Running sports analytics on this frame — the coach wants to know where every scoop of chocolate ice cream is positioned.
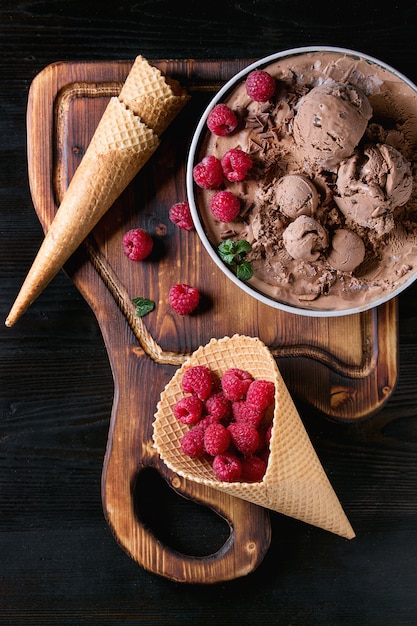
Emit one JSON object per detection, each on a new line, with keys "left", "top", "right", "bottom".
{"left": 293, "top": 82, "right": 373, "bottom": 170}
{"left": 327, "top": 229, "right": 365, "bottom": 272}
{"left": 275, "top": 174, "right": 320, "bottom": 218}
{"left": 282, "top": 215, "right": 328, "bottom": 261}
{"left": 334, "top": 143, "right": 413, "bottom": 234}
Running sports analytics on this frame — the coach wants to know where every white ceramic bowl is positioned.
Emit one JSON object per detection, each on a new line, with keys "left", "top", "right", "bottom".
{"left": 186, "top": 46, "right": 417, "bottom": 317}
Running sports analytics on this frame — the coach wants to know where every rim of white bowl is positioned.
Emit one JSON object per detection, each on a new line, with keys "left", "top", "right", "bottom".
{"left": 186, "top": 46, "right": 417, "bottom": 317}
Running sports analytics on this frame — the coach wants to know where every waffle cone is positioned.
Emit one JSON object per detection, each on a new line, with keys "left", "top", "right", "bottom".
{"left": 118, "top": 55, "right": 190, "bottom": 135}
{"left": 5, "top": 97, "right": 159, "bottom": 327}
{"left": 6, "top": 55, "right": 190, "bottom": 327}
{"left": 153, "top": 335, "right": 355, "bottom": 539}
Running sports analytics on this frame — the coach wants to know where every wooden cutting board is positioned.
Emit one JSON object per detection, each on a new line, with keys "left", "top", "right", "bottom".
{"left": 26, "top": 58, "right": 398, "bottom": 583}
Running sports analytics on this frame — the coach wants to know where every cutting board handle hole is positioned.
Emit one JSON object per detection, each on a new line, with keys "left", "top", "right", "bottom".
{"left": 133, "top": 467, "right": 231, "bottom": 557}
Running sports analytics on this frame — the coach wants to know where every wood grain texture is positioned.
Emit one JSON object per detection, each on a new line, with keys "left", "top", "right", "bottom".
{"left": 2, "top": 0, "right": 417, "bottom": 622}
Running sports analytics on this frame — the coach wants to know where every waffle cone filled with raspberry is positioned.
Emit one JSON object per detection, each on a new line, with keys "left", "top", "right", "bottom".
{"left": 153, "top": 335, "right": 355, "bottom": 539}
{"left": 5, "top": 56, "right": 189, "bottom": 327}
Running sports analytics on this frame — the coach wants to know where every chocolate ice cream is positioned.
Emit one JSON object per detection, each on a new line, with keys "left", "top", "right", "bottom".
{"left": 191, "top": 50, "right": 417, "bottom": 313}
{"left": 327, "top": 229, "right": 365, "bottom": 272}
{"left": 282, "top": 216, "right": 328, "bottom": 262}
{"left": 293, "top": 82, "right": 373, "bottom": 170}
{"left": 335, "top": 143, "right": 413, "bottom": 235}
{"left": 274, "top": 174, "right": 319, "bottom": 218}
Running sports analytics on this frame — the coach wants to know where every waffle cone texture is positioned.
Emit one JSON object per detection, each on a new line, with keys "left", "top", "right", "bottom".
{"left": 6, "top": 56, "right": 189, "bottom": 327}
{"left": 153, "top": 335, "right": 355, "bottom": 539}
{"left": 118, "top": 55, "right": 190, "bottom": 136}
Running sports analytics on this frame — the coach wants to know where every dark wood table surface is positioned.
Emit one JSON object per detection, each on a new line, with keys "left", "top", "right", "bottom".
{"left": 2, "top": 1, "right": 417, "bottom": 624}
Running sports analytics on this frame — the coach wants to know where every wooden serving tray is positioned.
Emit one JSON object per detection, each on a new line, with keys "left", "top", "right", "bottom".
{"left": 26, "top": 59, "right": 398, "bottom": 583}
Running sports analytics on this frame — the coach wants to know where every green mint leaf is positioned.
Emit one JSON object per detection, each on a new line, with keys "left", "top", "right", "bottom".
{"left": 132, "top": 297, "right": 155, "bottom": 317}
{"left": 236, "top": 261, "right": 254, "bottom": 281}
{"left": 218, "top": 240, "right": 232, "bottom": 252}
{"left": 218, "top": 239, "right": 252, "bottom": 264}
{"left": 234, "top": 240, "right": 252, "bottom": 263}
{"left": 218, "top": 240, "right": 235, "bottom": 261}
{"left": 218, "top": 239, "right": 253, "bottom": 280}
{"left": 220, "top": 252, "right": 236, "bottom": 265}
{"left": 234, "top": 240, "right": 252, "bottom": 255}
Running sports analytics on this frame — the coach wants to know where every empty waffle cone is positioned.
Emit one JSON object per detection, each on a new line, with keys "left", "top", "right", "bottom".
{"left": 153, "top": 335, "right": 355, "bottom": 539}
{"left": 118, "top": 55, "right": 190, "bottom": 135}
{"left": 5, "top": 97, "right": 159, "bottom": 327}
{"left": 6, "top": 54, "right": 191, "bottom": 328}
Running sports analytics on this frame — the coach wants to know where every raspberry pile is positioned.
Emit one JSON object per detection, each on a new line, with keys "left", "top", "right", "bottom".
{"left": 175, "top": 364, "right": 275, "bottom": 483}
{"left": 192, "top": 89, "right": 259, "bottom": 224}
{"left": 191, "top": 69, "right": 277, "bottom": 226}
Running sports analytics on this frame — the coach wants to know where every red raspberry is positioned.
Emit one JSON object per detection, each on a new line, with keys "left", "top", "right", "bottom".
{"left": 245, "top": 69, "right": 276, "bottom": 102}
{"left": 203, "top": 423, "right": 231, "bottom": 456}
{"left": 209, "top": 190, "right": 241, "bottom": 222}
{"left": 221, "top": 368, "right": 254, "bottom": 401}
{"left": 169, "top": 201, "right": 194, "bottom": 231}
{"left": 240, "top": 455, "right": 267, "bottom": 482}
{"left": 122, "top": 228, "right": 153, "bottom": 261}
{"left": 173, "top": 395, "right": 203, "bottom": 425}
{"left": 228, "top": 422, "right": 260, "bottom": 456}
{"left": 207, "top": 103, "right": 238, "bottom": 136}
{"left": 180, "top": 427, "right": 205, "bottom": 458}
{"left": 182, "top": 365, "right": 214, "bottom": 401}
{"left": 221, "top": 148, "right": 253, "bottom": 182}
{"left": 212, "top": 453, "right": 242, "bottom": 482}
{"left": 169, "top": 283, "right": 200, "bottom": 316}
{"left": 193, "top": 155, "right": 223, "bottom": 189}
{"left": 231, "top": 400, "right": 263, "bottom": 427}
{"left": 246, "top": 379, "right": 275, "bottom": 412}
{"left": 194, "top": 414, "right": 221, "bottom": 431}
{"left": 204, "top": 391, "right": 232, "bottom": 421}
